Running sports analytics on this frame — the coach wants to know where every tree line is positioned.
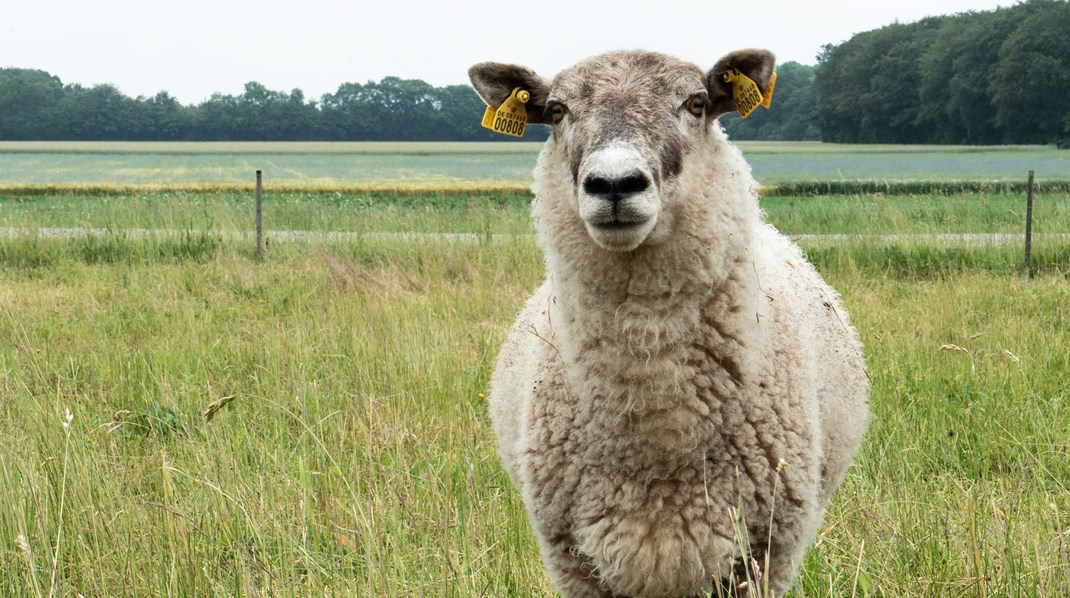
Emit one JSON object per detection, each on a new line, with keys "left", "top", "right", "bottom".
{"left": 2, "top": 0, "right": 1067, "bottom": 145}
{"left": 0, "top": 71, "right": 537, "bottom": 142}
{"left": 816, "top": 0, "right": 1070, "bottom": 145}
{"left": 0, "top": 64, "right": 819, "bottom": 143}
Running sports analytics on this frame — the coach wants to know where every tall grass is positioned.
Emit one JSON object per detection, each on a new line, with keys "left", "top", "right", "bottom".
{"left": 1, "top": 194, "right": 1069, "bottom": 595}
{"left": 0, "top": 237, "right": 549, "bottom": 596}
{"left": 763, "top": 180, "right": 1070, "bottom": 197}
{"left": 0, "top": 228, "right": 223, "bottom": 269}
{"left": 0, "top": 192, "right": 534, "bottom": 236}
{"left": 0, "top": 235, "right": 1067, "bottom": 596}
{"left": 762, "top": 192, "right": 1070, "bottom": 235}
{"left": 803, "top": 239, "right": 1070, "bottom": 278}
{"left": 809, "top": 268, "right": 1070, "bottom": 597}
{"left": 3, "top": 190, "right": 1070, "bottom": 239}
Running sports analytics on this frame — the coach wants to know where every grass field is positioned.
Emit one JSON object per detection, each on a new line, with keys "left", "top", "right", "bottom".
{"left": 3, "top": 190, "right": 1069, "bottom": 240}
{"left": 1, "top": 142, "right": 1070, "bottom": 596}
{"left": 0, "top": 141, "right": 1067, "bottom": 190}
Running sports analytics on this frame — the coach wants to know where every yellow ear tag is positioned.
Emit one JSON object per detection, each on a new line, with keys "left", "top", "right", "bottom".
{"left": 761, "top": 71, "right": 777, "bottom": 109}
{"left": 723, "top": 69, "right": 764, "bottom": 119}
{"left": 480, "top": 87, "right": 529, "bottom": 138}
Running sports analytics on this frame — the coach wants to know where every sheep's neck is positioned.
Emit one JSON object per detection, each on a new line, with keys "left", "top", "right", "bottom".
{"left": 559, "top": 253, "right": 707, "bottom": 348}
{"left": 552, "top": 241, "right": 750, "bottom": 397}
{"left": 547, "top": 247, "right": 755, "bottom": 471}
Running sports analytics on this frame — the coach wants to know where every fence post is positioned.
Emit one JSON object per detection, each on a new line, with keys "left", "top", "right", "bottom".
{"left": 254, "top": 169, "right": 263, "bottom": 262}
{"left": 1024, "top": 170, "right": 1034, "bottom": 278}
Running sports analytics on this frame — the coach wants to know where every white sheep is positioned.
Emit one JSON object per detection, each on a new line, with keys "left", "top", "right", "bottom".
{"left": 470, "top": 49, "right": 869, "bottom": 598}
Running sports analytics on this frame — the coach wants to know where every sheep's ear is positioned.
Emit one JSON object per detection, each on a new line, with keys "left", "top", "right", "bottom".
{"left": 706, "top": 49, "right": 776, "bottom": 117}
{"left": 468, "top": 62, "right": 552, "bottom": 125}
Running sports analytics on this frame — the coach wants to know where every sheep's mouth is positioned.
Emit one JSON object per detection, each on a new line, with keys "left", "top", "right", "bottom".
{"left": 583, "top": 213, "right": 659, "bottom": 251}
{"left": 591, "top": 219, "right": 647, "bottom": 231}
{"left": 586, "top": 204, "right": 652, "bottom": 231}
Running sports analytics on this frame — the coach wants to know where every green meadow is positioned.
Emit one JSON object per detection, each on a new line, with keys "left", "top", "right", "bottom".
{"left": 1, "top": 142, "right": 1069, "bottom": 596}
{"left": 1, "top": 141, "right": 1067, "bottom": 190}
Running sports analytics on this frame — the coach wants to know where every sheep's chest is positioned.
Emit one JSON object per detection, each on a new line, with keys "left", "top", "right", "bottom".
{"left": 519, "top": 336, "right": 816, "bottom": 595}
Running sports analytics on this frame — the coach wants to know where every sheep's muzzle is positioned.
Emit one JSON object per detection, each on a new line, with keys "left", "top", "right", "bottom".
{"left": 576, "top": 141, "right": 661, "bottom": 251}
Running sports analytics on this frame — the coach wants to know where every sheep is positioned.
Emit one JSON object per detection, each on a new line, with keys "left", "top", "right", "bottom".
{"left": 469, "top": 49, "right": 869, "bottom": 598}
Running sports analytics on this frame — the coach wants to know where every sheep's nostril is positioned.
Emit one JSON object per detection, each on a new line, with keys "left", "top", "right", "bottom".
{"left": 583, "top": 172, "right": 650, "bottom": 201}
{"left": 583, "top": 176, "right": 613, "bottom": 197}
{"left": 616, "top": 173, "right": 649, "bottom": 194}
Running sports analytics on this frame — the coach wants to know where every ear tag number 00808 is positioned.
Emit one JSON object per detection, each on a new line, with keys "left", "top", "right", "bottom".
{"left": 723, "top": 69, "right": 776, "bottom": 119}
{"left": 481, "top": 87, "right": 529, "bottom": 137}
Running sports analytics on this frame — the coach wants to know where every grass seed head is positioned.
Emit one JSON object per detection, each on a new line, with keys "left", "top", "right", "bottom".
{"left": 203, "top": 395, "right": 236, "bottom": 423}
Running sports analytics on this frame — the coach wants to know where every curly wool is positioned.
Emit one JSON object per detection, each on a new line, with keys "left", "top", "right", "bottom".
{"left": 490, "top": 120, "right": 868, "bottom": 598}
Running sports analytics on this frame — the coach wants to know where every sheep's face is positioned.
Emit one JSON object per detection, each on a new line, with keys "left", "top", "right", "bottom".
{"left": 470, "top": 49, "right": 776, "bottom": 251}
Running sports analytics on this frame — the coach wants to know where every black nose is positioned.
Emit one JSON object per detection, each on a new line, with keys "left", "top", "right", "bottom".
{"left": 582, "top": 172, "right": 650, "bottom": 202}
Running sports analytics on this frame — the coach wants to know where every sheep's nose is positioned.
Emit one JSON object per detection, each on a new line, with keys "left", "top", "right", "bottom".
{"left": 582, "top": 172, "right": 650, "bottom": 202}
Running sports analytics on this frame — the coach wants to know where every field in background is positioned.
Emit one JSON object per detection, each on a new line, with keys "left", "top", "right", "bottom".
{"left": 4, "top": 190, "right": 1070, "bottom": 240}
{"left": 0, "top": 141, "right": 1067, "bottom": 191}
{"left": 0, "top": 140, "right": 1056, "bottom": 154}
{"left": 1, "top": 142, "right": 1069, "bottom": 596}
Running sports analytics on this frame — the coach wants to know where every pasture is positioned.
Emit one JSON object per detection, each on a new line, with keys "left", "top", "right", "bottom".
{"left": 1, "top": 141, "right": 1068, "bottom": 191}
{"left": 1, "top": 142, "right": 1069, "bottom": 596}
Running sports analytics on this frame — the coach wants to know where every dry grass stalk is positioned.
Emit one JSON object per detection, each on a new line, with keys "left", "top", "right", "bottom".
{"left": 203, "top": 395, "right": 236, "bottom": 423}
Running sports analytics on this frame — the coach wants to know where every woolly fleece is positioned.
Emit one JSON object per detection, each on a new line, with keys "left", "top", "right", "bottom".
{"left": 487, "top": 54, "right": 869, "bottom": 598}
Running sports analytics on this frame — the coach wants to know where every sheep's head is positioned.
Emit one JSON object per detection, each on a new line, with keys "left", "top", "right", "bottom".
{"left": 469, "top": 49, "right": 776, "bottom": 251}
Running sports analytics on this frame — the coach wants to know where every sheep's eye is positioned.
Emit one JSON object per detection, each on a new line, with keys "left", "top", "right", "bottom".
{"left": 546, "top": 102, "right": 567, "bottom": 124}
{"left": 685, "top": 94, "right": 707, "bottom": 117}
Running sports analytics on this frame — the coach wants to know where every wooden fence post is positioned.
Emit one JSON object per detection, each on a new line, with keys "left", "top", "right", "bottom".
{"left": 1024, "top": 170, "right": 1034, "bottom": 278}
{"left": 254, "top": 169, "right": 263, "bottom": 262}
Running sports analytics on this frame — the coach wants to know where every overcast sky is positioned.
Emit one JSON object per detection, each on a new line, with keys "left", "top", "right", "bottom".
{"left": 1, "top": 0, "right": 1014, "bottom": 105}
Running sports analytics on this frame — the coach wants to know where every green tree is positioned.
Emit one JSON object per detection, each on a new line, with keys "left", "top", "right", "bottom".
{"left": 134, "top": 91, "right": 186, "bottom": 140}
{"left": 276, "top": 88, "right": 322, "bottom": 140}
{"left": 990, "top": 0, "right": 1070, "bottom": 144}
{"left": 914, "top": 8, "right": 1027, "bottom": 143}
{"left": 191, "top": 92, "right": 244, "bottom": 140}
{"left": 818, "top": 0, "right": 1070, "bottom": 145}
{"left": 0, "top": 69, "right": 65, "bottom": 139}
{"left": 320, "top": 82, "right": 387, "bottom": 140}
{"left": 816, "top": 37, "right": 877, "bottom": 142}
{"left": 817, "top": 18, "right": 946, "bottom": 143}
{"left": 56, "top": 84, "right": 139, "bottom": 140}
{"left": 236, "top": 82, "right": 290, "bottom": 140}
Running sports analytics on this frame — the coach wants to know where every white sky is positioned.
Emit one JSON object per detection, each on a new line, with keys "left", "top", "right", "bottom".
{"left": 1, "top": 0, "right": 1014, "bottom": 105}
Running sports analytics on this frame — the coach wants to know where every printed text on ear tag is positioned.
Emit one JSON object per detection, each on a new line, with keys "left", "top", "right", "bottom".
{"left": 723, "top": 69, "right": 763, "bottom": 119}
{"left": 480, "top": 87, "right": 529, "bottom": 137}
